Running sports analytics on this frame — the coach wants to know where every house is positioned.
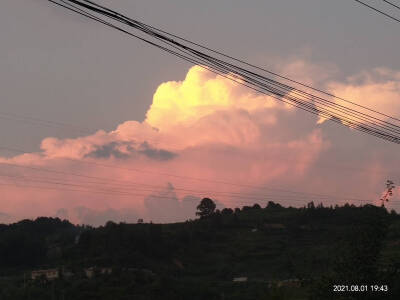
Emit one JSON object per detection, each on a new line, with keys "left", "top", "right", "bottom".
{"left": 74, "top": 234, "right": 81, "bottom": 244}
{"left": 100, "top": 267, "right": 112, "bottom": 275}
{"left": 31, "top": 269, "right": 59, "bottom": 280}
{"left": 84, "top": 267, "right": 94, "bottom": 278}
{"left": 233, "top": 277, "right": 248, "bottom": 282}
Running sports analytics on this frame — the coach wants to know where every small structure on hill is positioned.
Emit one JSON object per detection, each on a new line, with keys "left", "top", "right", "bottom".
{"left": 85, "top": 267, "right": 94, "bottom": 278}
{"left": 31, "top": 269, "right": 59, "bottom": 280}
{"left": 101, "top": 267, "right": 112, "bottom": 275}
{"left": 74, "top": 234, "right": 81, "bottom": 244}
{"left": 233, "top": 277, "right": 248, "bottom": 282}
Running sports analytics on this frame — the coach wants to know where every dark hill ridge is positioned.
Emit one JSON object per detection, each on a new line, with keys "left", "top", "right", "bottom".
{"left": 0, "top": 202, "right": 399, "bottom": 299}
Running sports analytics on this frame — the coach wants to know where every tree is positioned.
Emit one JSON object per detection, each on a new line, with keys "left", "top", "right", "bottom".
{"left": 221, "top": 208, "right": 233, "bottom": 215}
{"left": 311, "top": 206, "right": 390, "bottom": 300}
{"left": 196, "top": 198, "right": 216, "bottom": 218}
{"left": 380, "top": 179, "right": 395, "bottom": 207}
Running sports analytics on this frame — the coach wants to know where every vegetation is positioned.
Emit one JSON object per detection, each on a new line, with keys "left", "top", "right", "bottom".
{"left": 196, "top": 197, "right": 217, "bottom": 218}
{"left": 0, "top": 200, "right": 399, "bottom": 299}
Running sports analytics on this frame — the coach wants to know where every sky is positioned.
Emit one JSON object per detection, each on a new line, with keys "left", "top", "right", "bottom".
{"left": 0, "top": 0, "right": 400, "bottom": 225}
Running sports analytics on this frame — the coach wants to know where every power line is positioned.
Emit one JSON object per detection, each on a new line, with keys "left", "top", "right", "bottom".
{"left": 0, "top": 160, "right": 374, "bottom": 203}
{"left": 1, "top": 143, "right": 397, "bottom": 188}
{"left": 0, "top": 0, "right": 393, "bottom": 210}
{"left": 1, "top": 175, "right": 398, "bottom": 208}
{"left": 89, "top": 0, "right": 400, "bottom": 125}
{"left": 48, "top": 0, "right": 400, "bottom": 145}
{"left": 0, "top": 145, "right": 381, "bottom": 203}
{"left": 384, "top": 0, "right": 400, "bottom": 11}
{"left": 0, "top": 104, "right": 399, "bottom": 180}
{"left": 0, "top": 180, "right": 384, "bottom": 208}
{"left": 64, "top": 7, "right": 398, "bottom": 146}
{"left": 62, "top": 0, "right": 400, "bottom": 136}
{"left": 1, "top": 104, "right": 399, "bottom": 179}
{"left": 0, "top": 172, "right": 376, "bottom": 205}
{"left": 0, "top": 111, "right": 194, "bottom": 150}
{"left": 353, "top": 0, "right": 400, "bottom": 24}
{"left": 0, "top": 111, "right": 92, "bottom": 135}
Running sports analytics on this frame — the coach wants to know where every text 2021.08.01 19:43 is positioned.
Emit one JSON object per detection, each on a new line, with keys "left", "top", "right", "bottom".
{"left": 333, "top": 285, "right": 388, "bottom": 292}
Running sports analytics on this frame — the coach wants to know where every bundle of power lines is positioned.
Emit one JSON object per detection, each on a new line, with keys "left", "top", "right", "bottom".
{"left": 354, "top": 0, "right": 400, "bottom": 24}
{"left": 49, "top": 0, "right": 400, "bottom": 145}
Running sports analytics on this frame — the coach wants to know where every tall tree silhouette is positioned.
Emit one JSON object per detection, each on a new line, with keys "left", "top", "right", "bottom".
{"left": 196, "top": 198, "right": 216, "bottom": 219}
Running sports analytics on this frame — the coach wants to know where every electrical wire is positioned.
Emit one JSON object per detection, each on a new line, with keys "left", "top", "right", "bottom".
{"left": 384, "top": 0, "right": 400, "bottom": 11}
{"left": 1, "top": 0, "right": 394, "bottom": 211}
{"left": 0, "top": 171, "right": 376, "bottom": 205}
{"left": 0, "top": 159, "right": 375, "bottom": 204}
{"left": 48, "top": 0, "right": 400, "bottom": 145}
{"left": 353, "top": 0, "right": 400, "bottom": 23}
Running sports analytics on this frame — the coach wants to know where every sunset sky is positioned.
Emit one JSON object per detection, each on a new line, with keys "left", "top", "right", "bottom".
{"left": 1, "top": 0, "right": 400, "bottom": 225}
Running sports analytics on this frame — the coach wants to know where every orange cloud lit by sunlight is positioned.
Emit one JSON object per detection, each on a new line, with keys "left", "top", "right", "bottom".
{"left": 319, "top": 68, "right": 400, "bottom": 125}
{"left": 3, "top": 64, "right": 399, "bottom": 225}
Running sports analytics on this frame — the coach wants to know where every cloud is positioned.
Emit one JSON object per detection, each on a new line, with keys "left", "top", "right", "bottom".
{"left": 322, "top": 68, "right": 400, "bottom": 125}
{"left": 73, "top": 206, "right": 139, "bottom": 227}
{"left": 144, "top": 183, "right": 196, "bottom": 223}
{"left": 86, "top": 141, "right": 133, "bottom": 160}
{"left": 137, "top": 142, "right": 178, "bottom": 161}
{"left": 275, "top": 57, "right": 339, "bottom": 86}
{"left": 0, "top": 65, "right": 328, "bottom": 224}
{"left": 85, "top": 141, "right": 177, "bottom": 161}
{"left": 2, "top": 62, "right": 399, "bottom": 224}
{"left": 146, "top": 66, "right": 289, "bottom": 140}
{"left": 0, "top": 212, "right": 13, "bottom": 224}
{"left": 55, "top": 208, "right": 69, "bottom": 220}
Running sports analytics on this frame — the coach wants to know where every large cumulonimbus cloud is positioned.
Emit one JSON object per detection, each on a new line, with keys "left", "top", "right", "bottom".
{"left": 326, "top": 68, "right": 400, "bottom": 124}
{"left": 0, "top": 63, "right": 399, "bottom": 225}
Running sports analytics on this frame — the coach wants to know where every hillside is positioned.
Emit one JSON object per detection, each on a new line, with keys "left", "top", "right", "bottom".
{"left": 0, "top": 202, "right": 399, "bottom": 299}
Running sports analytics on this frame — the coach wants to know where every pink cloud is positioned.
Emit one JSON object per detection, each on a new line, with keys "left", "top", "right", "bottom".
{"left": 3, "top": 63, "right": 398, "bottom": 224}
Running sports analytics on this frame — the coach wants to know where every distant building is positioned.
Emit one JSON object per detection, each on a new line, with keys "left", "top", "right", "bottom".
{"left": 85, "top": 267, "right": 112, "bottom": 278}
{"left": 233, "top": 277, "right": 248, "bottom": 282}
{"left": 84, "top": 267, "right": 94, "bottom": 278}
{"left": 74, "top": 234, "right": 81, "bottom": 244}
{"left": 31, "top": 269, "right": 59, "bottom": 280}
{"left": 100, "top": 267, "right": 112, "bottom": 275}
